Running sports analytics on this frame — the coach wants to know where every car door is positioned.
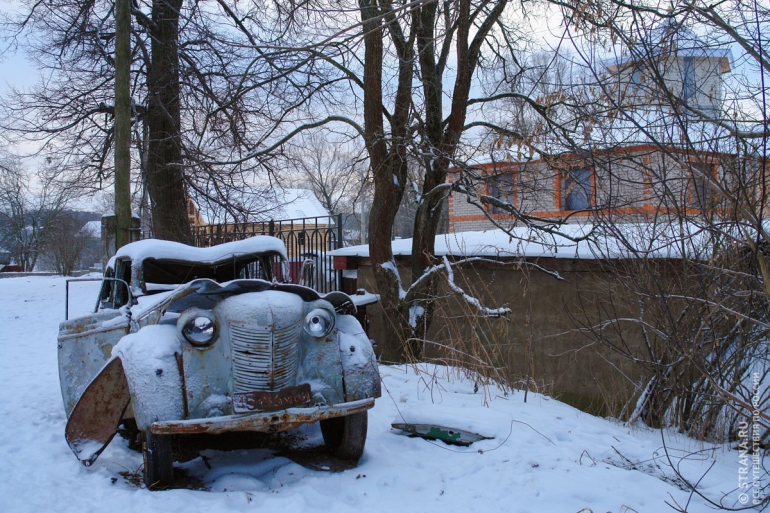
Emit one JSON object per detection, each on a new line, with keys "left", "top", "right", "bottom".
{"left": 57, "top": 260, "right": 132, "bottom": 417}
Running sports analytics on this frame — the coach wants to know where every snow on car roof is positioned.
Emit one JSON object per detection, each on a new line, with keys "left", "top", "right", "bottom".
{"left": 112, "top": 236, "right": 289, "bottom": 265}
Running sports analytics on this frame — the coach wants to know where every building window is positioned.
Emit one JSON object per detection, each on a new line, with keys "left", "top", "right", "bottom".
{"left": 689, "top": 162, "right": 713, "bottom": 212}
{"left": 682, "top": 56, "right": 695, "bottom": 105}
{"left": 488, "top": 174, "right": 515, "bottom": 214}
{"left": 562, "top": 168, "right": 592, "bottom": 211}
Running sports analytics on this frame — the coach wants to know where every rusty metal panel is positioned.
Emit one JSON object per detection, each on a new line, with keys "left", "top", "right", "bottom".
{"left": 181, "top": 325, "right": 233, "bottom": 419}
{"left": 113, "top": 325, "right": 185, "bottom": 431}
{"left": 65, "top": 358, "right": 131, "bottom": 465}
{"left": 230, "top": 322, "right": 302, "bottom": 392}
{"left": 336, "top": 315, "right": 381, "bottom": 402}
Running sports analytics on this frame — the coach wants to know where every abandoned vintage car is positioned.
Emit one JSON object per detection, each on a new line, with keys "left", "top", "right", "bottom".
{"left": 58, "top": 236, "right": 380, "bottom": 488}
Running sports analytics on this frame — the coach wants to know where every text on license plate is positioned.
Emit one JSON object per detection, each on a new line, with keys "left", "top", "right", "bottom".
{"left": 232, "top": 383, "right": 312, "bottom": 413}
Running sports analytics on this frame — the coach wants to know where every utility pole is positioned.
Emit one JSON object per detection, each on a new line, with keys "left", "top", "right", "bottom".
{"left": 114, "top": 0, "right": 132, "bottom": 249}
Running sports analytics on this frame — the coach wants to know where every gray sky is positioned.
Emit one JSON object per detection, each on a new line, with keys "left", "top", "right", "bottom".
{"left": 0, "top": 2, "right": 37, "bottom": 96}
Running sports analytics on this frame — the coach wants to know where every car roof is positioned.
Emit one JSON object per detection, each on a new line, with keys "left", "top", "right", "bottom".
{"left": 107, "top": 236, "right": 289, "bottom": 269}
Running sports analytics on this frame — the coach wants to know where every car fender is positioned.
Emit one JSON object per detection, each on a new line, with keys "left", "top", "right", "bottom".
{"left": 112, "top": 324, "right": 185, "bottom": 431}
{"left": 337, "top": 315, "right": 381, "bottom": 401}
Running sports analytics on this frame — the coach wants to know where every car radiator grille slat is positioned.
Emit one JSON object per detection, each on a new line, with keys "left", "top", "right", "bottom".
{"left": 230, "top": 323, "right": 300, "bottom": 393}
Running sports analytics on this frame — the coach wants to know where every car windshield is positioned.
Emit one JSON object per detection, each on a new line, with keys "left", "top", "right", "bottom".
{"left": 142, "top": 252, "right": 284, "bottom": 291}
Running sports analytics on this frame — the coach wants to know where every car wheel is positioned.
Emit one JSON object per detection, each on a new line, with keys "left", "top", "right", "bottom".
{"left": 118, "top": 418, "right": 142, "bottom": 452}
{"left": 142, "top": 431, "right": 174, "bottom": 489}
{"left": 320, "top": 411, "right": 368, "bottom": 460}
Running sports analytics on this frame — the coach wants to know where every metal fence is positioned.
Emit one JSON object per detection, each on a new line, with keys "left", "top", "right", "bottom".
{"left": 189, "top": 214, "right": 344, "bottom": 293}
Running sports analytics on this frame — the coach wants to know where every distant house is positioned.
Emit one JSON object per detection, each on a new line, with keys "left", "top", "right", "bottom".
{"left": 606, "top": 22, "right": 731, "bottom": 117}
{"left": 447, "top": 143, "right": 749, "bottom": 232}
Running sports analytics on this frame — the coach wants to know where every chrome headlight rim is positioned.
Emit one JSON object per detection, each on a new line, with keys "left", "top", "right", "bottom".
{"left": 178, "top": 308, "right": 218, "bottom": 348}
{"left": 303, "top": 308, "right": 335, "bottom": 339}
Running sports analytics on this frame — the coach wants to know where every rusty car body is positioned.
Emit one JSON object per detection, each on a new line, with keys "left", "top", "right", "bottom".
{"left": 58, "top": 236, "right": 380, "bottom": 488}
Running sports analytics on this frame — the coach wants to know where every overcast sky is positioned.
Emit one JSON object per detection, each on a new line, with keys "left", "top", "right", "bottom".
{"left": 0, "top": 1, "right": 37, "bottom": 96}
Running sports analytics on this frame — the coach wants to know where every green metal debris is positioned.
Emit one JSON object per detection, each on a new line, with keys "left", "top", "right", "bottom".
{"left": 391, "top": 422, "right": 492, "bottom": 446}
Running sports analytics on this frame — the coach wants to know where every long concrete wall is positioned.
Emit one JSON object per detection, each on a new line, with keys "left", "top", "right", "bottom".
{"left": 357, "top": 257, "right": 676, "bottom": 416}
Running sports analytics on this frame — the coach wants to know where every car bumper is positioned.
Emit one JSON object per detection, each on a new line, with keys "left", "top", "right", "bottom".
{"left": 149, "top": 398, "right": 375, "bottom": 435}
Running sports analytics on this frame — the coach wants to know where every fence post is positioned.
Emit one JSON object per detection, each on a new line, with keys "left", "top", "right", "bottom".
{"left": 337, "top": 213, "right": 343, "bottom": 250}
{"left": 101, "top": 214, "right": 117, "bottom": 269}
{"left": 269, "top": 219, "right": 275, "bottom": 237}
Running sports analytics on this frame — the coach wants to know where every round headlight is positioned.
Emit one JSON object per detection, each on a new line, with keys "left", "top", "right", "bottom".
{"left": 182, "top": 316, "right": 217, "bottom": 346}
{"left": 304, "top": 309, "right": 334, "bottom": 338}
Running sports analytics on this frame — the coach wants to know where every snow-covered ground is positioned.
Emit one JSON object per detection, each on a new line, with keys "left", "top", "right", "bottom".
{"left": 0, "top": 275, "right": 764, "bottom": 512}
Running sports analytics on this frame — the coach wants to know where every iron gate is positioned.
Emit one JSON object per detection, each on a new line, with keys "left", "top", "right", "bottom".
{"left": 189, "top": 214, "right": 343, "bottom": 293}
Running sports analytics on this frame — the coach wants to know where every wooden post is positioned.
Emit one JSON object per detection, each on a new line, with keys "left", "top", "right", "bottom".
{"left": 101, "top": 215, "right": 117, "bottom": 269}
{"left": 114, "top": 0, "right": 132, "bottom": 249}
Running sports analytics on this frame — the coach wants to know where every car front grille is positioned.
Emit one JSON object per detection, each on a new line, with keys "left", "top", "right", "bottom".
{"left": 230, "top": 322, "right": 300, "bottom": 393}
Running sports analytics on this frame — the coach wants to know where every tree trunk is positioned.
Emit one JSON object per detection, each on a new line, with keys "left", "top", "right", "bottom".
{"left": 114, "top": 0, "right": 132, "bottom": 249}
{"left": 146, "top": 0, "right": 191, "bottom": 243}
{"left": 360, "top": 0, "right": 415, "bottom": 361}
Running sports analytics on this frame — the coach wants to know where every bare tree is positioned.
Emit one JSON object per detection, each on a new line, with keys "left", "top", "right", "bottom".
{"left": 0, "top": 160, "right": 73, "bottom": 271}
{"left": 283, "top": 131, "right": 368, "bottom": 214}
{"left": 1, "top": 0, "right": 319, "bottom": 240}
{"left": 209, "top": 0, "right": 543, "bottom": 360}
{"left": 41, "top": 213, "right": 94, "bottom": 276}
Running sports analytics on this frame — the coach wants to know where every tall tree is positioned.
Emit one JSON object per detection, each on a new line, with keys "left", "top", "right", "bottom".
{"left": 145, "top": 0, "right": 190, "bottom": 242}
{"left": 219, "top": 0, "right": 531, "bottom": 359}
{"left": 114, "top": 0, "right": 132, "bottom": 248}
{"left": 1, "top": 0, "right": 309, "bottom": 240}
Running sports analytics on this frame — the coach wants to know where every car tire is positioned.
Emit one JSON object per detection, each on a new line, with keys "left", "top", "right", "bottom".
{"left": 118, "top": 418, "right": 142, "bottom": 452}
{"left": 320, "top": 411, "right": 368, "bottom": 461}
{"left": 142, "top": 431, "right": 174, "bottom": 489}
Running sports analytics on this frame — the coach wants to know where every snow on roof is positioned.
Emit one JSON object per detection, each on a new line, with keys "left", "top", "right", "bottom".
{"left": 81, "top": 220, "right": 102, "bottom": 237}
{"left": 198, "top": 188, "right": 332, "bottom": 224}
{"left": 262, "top": 189, "right": 331, "bottom": 221}
{"left": 331, "top": 223, "right": 715, "bottom": 261}
{"left": 113, "top": 236, "right": 289, "bottom": 264}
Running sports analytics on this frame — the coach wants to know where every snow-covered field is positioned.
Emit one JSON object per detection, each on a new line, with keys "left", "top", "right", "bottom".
{"left": 0, "top": 275, "right": 763, "bottom": 512}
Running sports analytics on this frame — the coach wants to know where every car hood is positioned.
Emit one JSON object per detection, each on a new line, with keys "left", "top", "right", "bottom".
{"left": 130, "top": 278, "right": 356, "bottom": 324}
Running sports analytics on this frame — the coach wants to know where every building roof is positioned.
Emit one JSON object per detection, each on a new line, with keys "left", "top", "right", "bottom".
{"left": 81, "top": 220, "right": 102, "bottom": 237}
{"left": 197, "top": 188, "right": 332, "bottom": 225}
{"left": 254, "top": 189, "right": 331, "bottom": 221}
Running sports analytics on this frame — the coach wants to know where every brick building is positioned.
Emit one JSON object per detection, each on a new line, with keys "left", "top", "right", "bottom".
{"left": 447, "top": 143, "right": 742, "bottom": 232}
{"left": 448, "top": 22, "right": 738, "bottom": 233}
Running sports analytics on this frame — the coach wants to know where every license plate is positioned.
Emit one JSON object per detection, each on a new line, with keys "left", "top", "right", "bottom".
{"left": 232, "top": 383, "right": 312, "bottom": 413}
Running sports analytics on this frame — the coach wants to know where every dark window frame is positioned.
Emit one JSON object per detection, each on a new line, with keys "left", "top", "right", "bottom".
{"left": 561, "top": 167, "right": 593, "bottom": 211}
{"left": 487, "top": 173, "right": 516, "bottom": 214}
